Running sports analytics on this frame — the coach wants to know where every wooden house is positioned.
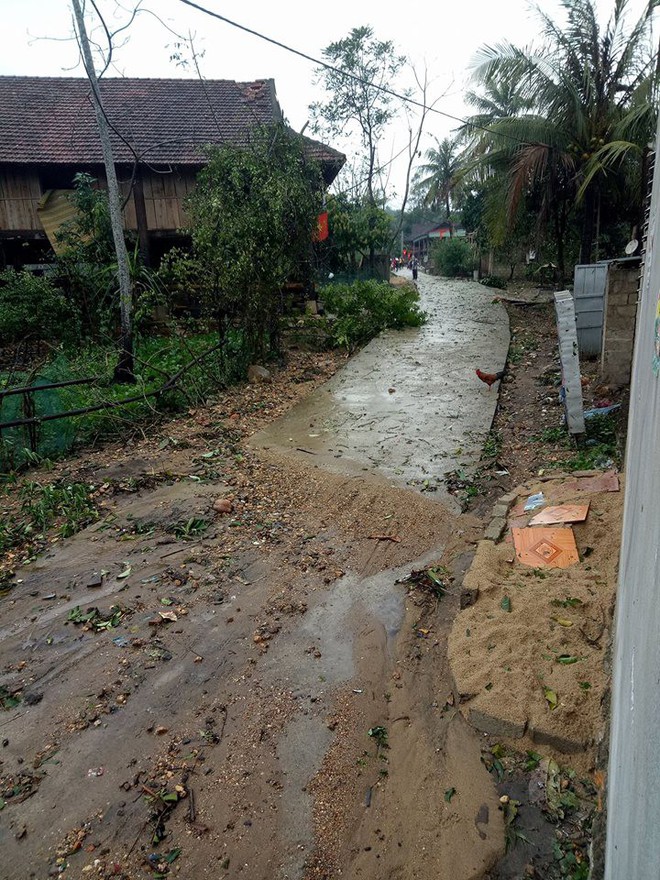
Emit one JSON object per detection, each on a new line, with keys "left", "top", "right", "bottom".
{"left": 0, "top": 76, "right": 345, "bottom": 267}
{"left": 405, "top": 221, "right": 466, "bottom": 265}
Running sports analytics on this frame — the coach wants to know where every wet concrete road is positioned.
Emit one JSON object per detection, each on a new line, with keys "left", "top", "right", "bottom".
{"left": 254, "top": 272, "right": 510, "bottom": 505}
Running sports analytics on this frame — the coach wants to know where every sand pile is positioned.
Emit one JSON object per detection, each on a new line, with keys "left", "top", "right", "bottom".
{"left": 448, "top": 473, "right": 623, "bottom": 765}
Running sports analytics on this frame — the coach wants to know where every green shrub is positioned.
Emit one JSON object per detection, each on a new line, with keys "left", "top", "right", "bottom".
{"left": 0, "top": 270, "right": 79, "bottom": 344}
{"left": 432, "top": 238, "right": 474, "bottom": 277}
{"left": 319, "top": 279, "right": 426, "bottom": 351}
{"left": 479, "top": 275, "right": 507, "bottom": 290}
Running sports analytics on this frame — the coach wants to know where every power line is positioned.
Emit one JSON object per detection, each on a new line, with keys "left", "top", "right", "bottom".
{"left": 176, "top": 0, "right": 544, "bottom": 150}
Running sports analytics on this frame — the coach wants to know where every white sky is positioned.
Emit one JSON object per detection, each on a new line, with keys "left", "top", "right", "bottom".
{"left": 1, "top": 0, "right": 653, "bottom": 204}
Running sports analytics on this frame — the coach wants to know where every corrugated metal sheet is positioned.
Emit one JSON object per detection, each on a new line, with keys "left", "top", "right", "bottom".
{"left": 573, "top": 263, "right": 607, "bottom": 356}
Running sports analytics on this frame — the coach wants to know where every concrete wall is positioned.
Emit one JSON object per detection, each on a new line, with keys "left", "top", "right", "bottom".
{"left": 605, "top": 126, "right": 660, "bottom": 878}
{"left": 600, "top": 261, "right": 640, "bottom": 385}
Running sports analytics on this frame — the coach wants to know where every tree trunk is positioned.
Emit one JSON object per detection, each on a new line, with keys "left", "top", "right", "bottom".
{"left": 579, "top": 186, "right": 597, "bottom": 265}
{"left": 71, "top": 0, "right": 135, "bottom": 383}
{"left": 553, "top": 200, "right": 566, "bottom": 284}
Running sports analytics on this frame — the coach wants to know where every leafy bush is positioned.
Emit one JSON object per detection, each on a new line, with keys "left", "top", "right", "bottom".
{"left": 187, "top": 124, "right": 322, "bottom": 359}
{"left": 320, "top": 279, "right": 426, "bottom": 350}
{"left": 0, "top": 269, "right": 79, "bottom": 344}
{"left": 432, "top": 238, "right": 474, "bottom": 277}
{"left": 479, "top": 275, "right": 507, "bottom": 290}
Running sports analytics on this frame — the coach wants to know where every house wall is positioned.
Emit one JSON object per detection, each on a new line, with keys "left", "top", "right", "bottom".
{"left": 600, "top": 261, "right": 640, "bottom": 386}
{"left": 0, "top": 167, "right": 42, "bottom": 232}
{"left": 0, "top": 165, "right": 199, "bottom": 237}
{"left": 120, "top": 169, "right": 198, "bottom": 231}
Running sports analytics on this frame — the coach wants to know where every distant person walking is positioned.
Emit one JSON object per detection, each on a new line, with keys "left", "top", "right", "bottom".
{"left": 412, "top": 257, "right": 419, "bottom": 282}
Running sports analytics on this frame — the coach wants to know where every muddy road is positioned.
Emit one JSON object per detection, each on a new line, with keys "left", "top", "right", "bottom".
{"left": 1, "top": 276, "right": 509, "bottom": 880}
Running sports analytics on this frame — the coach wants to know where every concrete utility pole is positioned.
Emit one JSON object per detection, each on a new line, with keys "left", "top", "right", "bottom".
{"left": 605, "top": 118, "right": 660, "bottom": 878}
{"left": 71, "top": 0, "right": 135, "bottom": 383}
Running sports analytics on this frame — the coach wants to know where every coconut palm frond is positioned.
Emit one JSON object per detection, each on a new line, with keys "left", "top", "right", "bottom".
{"left": 577, "top": 139, "right": 641, "bottom": 200}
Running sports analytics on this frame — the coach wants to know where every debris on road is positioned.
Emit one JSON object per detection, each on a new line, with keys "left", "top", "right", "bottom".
{"left": 512, "top": 525, "right": 580, "bottom": 569}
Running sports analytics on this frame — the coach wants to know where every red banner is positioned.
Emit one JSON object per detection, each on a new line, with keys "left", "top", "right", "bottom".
{"left": 313, "top": 211, "right": 329, "bottom": 242}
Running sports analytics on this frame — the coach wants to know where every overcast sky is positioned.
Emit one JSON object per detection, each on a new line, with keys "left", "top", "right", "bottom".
{"left": 1, "top": 0, "right": 653, "bottom": 203}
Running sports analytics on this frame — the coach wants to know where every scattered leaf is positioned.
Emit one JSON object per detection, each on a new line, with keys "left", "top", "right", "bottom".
{"left": 501, "top": 596, "right": 512, "bottom": 613}
{"left": 444, "top": 787, "right": 456, "bottom": 803}
{"left": 117, "top": 565, "right": 132, "bottom": 580}
{"left": 557, "top": 654, "right": 579, "bottom": 665}
{"left": 578, "top": 681, "right": 592, "bottom": 690}
{"left": 554, "top": 617, "right": 573, "bottom": 627}
{"left": 159, "top": 611, "right": 178, "bottom": 623}
{"left": 544, "top": 687, "right": 559, "bottom": 710}
{"left": 524, "top": 751, "right": 542, "bottom": 771}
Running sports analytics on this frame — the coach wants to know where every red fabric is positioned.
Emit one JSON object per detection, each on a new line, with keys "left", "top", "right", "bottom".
{"left": 314, "top": 211, "right": 329, "bottom": 241}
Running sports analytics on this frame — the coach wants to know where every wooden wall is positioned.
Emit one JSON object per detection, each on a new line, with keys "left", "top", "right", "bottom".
{"left": 121, "top": 170, "right": 197, "bottom": 231}
{"left": 0, "top": 165, "right": 199, "bottom": 235}
{"left": 0, "top": 167, "right": 42, "bottom": 231}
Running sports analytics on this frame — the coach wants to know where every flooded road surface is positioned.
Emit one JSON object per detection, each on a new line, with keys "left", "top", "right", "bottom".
{"left": 254, "top": 273, "right": 510, "bottom": 504}
{"left": 0, "top": 278, "right": 509, "bottom": 880}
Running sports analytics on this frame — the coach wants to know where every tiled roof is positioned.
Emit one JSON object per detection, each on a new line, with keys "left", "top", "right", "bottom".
{"left": 0, "top": 76, "right": 345, "bottom": 173}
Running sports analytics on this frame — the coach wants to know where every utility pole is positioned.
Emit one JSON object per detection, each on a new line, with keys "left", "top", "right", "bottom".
{"left": 71, "top": 0, "right": 135, "bottom": 383}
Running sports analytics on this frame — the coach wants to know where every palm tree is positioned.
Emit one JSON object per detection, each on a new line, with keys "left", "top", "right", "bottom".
{"left": 413, "top": 137, "right": 465, "bottom": 221}
{"left": 467, "top": 0, "right": 658, "bottom": 269}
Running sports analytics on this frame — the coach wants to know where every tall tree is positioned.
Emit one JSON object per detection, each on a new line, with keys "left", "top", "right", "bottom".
{"left": 467, "top": 0, "right": 659, "bottom": 268}
{"left": 71, "top": 0, "right": 135, "bottom": 382}
{"left": 413, "top": 137, "right": 465, "bottom": 221}
{"left": 311, "top": 26, "right": 405, "bottom": 210}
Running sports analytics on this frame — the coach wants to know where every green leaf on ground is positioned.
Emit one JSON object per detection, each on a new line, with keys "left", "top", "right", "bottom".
{"left": 501, "top": 596, "right": 512, "bottom": 613}
{"left": 444, "top": 787, "right": 456, "bottom": 803}
{"left": 544, "top": 687, "right": 559, "bottom": 710}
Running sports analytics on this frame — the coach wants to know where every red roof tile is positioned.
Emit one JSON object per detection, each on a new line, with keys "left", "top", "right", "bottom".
{"left": 0, "top": 76, "right": 345, "bottom": 175}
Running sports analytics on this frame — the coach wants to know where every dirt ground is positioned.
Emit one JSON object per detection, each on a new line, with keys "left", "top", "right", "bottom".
{"left": 0, "top": 289, "right": 622, "bottom": 880}
{"left": 0, "top": 346, "right": 504, "bottom": 880}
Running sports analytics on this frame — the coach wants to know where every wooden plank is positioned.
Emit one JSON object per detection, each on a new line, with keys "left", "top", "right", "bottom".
{"left": 161, "top": 174, "right": 176, "bottom": 197}
{"left": 3, "top": 199, "right": 40, "bottom": 229}
{"left": 149, "top": 198, "right": 181, "bottom": 230}
{"left": 529, "top": 504, "right": 590, "bottom": 526}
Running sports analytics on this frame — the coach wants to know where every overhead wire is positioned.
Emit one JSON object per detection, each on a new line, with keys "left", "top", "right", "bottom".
{"left": 176, "top": 0, "right": 550, "bottom": 150}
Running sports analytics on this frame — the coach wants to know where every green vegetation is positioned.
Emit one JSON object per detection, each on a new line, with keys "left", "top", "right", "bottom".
{"left": 0, "top": 332, "right": 241, "bottom": 470}
{"left": 460, "top": 0, "right": 658, "bottom": 278}
{"left": 0, "top": 270, "right": 79, "bottom": 345}
{"left": 0, "top": 480, "right": 98, "bottom": 554}
{"left": 320, "top": 279, "right": 426, "bottom": 351}
{"left": 534, "top": 426, "right": 570, "bottom": 444}
{"left": 413, "top": 137, "right": 464, "bottom": 219}
{"left": 186, "top": 124, "right": 322, "bottom": 360}
{"left": 479, "top": 275, "right": 507, "bottom": 290}
{"left": 548, "top": 412, "right": 620, "bottom": 471}
{"left": 431, "top": 237, "right": 474, "bottom": 277}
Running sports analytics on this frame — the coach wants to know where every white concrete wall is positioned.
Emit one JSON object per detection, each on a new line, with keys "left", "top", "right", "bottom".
{"left": 605, "top": 125, "right": 660, "bottom": 878}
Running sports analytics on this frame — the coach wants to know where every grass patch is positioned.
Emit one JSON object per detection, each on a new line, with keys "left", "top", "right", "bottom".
{"left": 533, "top": 426, "right": 570, "bottom": 444}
